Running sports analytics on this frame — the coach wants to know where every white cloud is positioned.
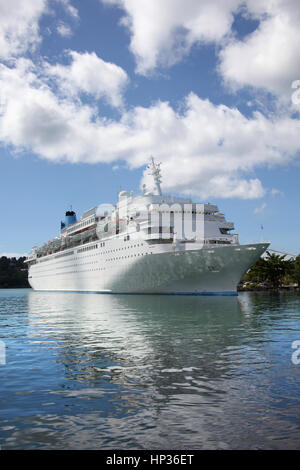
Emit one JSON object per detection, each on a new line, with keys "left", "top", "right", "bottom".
{"left": 0, "top": 1, "right": 79, "bottom": 59}
{"left": 57, "top": 0, "right": 79, "bottom": 19}
{"left": 1, "top": 60, "right": 300, "bottom": 200}
{"left": 219, "top": 0, "right": 300, "bottom": 100}
{"left": 101, "top": 0, "right": 300, "bottom": 104}
{"left": 46, "top": 51, "right": 129, "bottom": 108}
{"left": 254, "top": 202, "right": 267, "bottom": 214}
{"left": 0, "top": 59, "right": 116, "bottom": 163}
{"left": 101, "top": 0, "right": 241, "bottom": 75}
{"left": 0, "top": 0, "right": 299, "bottom": 204}
{"left": 57, "top": 22, "right": 73, "bottom": 38}
{"left": 0, "top": 0, "right": 47, "bottom": 59}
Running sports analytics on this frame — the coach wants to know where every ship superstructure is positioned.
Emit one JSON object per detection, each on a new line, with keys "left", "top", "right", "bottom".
{"left": 25, "top": 158, "right": 269, "bottom": 294}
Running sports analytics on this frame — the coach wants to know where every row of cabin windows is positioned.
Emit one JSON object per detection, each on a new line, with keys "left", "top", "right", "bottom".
{"left": 107, "top": 252, "right": 152, "bottom": 262}
{"left": 34, "top": 253, "right": 153, "bottom": 277}
{"left": 38, "top": 241, "right": 107, "bottom": 261}
{"left": 78, "top": 244, "right": 98, "bottom": 254}
{"left": 55, "top": 250, "right": 74, "bottom": 259}
{"left": 33, "top": 246, "right": 149, "bottom": 274}
{"left": 104, "top": 243, "right": 143, "bottom": 254}
{"left": 151, "top": 210, "right": 212, "bottom": 214}
{"left": 35, "top": 241, "right": 144, "bottom": 265}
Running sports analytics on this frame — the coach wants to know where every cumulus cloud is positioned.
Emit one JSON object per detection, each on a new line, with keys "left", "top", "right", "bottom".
{"left": 102, "top": 0, "right": 300, "bottom": 105}
{"left": 219, "top": 0, "right": 300, "bottom": 100}
{"left": 1, "top": 0, "right": 300, "bottom": 201}
{"left": 0, "top": 0, "right": 47, "bottom": 59}
{"left": 0, "top": 0, "right": 79, "bottom": 59}
{"left": 46, "top": 51, "right": 129, "bottom": 108}
{"left": 101, "top": 0, "right": 241, "bottom": 75}
{"left": 0, "top": 59, "right": 121, "bottom": 162}
{"left": 1, "top": 59, "right": 300, "bottom": 199}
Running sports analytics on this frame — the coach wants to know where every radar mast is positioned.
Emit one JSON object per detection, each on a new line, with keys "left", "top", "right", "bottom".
{"left": 148, "top": 156, "right": 162, "bottom": 196}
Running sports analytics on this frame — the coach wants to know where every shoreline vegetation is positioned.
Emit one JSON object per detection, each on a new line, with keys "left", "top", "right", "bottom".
{"left": 238, "top": 251, "right": 300, "bottom": 292}
{"left": 0, "top": 252, "right": 299, "bottom": 292}
{"left": 0, "top": 256, "right": 29, "bottom": 288}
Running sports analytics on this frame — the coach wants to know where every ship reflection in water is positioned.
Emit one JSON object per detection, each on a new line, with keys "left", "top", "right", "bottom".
{"left": 0, "top": 289, "right": 300, "bottom": 449}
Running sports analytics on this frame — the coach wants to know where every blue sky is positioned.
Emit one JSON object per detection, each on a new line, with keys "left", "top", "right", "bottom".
{"left": 0, "top": 0, "right": 300, "bottom": 256}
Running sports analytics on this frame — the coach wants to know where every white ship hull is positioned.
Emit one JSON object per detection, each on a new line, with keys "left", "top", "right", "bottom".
{"left": 28, "top": 242, "right": 269, "bottom": 295}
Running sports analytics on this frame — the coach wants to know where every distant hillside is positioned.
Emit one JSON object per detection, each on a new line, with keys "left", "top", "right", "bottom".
{"left": 0, "top": 256, "right": 30, "bottom": 288}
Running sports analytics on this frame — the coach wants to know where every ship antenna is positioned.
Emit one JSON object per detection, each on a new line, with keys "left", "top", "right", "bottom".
{"left": 147, "top": 156, "right": 162, "bottom": 196}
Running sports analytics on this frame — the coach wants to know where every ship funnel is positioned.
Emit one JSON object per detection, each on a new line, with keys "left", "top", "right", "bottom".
{"left": 65, "top": 210, "right": 77, "bottom": 226}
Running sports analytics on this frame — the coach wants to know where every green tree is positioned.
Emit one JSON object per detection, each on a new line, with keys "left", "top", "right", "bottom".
{"left": 245, "top": 251, "right": 294, "bottom": 288}
{"left": 0, "top": 256, "right": 29, "bottom": 288}
{"left": 264, "top": 251, "right": 292, "bottom": 288}
{"left": 246, "top": 257, "right": 268, "bottom": 283}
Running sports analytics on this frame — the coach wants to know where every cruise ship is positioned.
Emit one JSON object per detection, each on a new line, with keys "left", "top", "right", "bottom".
{"left": 25, "top": 158, "right": 269, "bottom": 295}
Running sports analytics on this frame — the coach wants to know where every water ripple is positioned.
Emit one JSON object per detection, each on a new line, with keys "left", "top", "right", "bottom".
{"left": 0, "top": 289, "right": 300, "bottom": 449}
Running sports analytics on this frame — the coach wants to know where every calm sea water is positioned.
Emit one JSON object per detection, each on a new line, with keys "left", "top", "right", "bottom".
{"left": 0, "top": 288, "right": 300, "bottom": 450}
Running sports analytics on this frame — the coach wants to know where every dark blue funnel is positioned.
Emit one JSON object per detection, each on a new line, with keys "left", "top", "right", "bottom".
{"left": 65, "top": 210, "right": 77, "bottom": 226}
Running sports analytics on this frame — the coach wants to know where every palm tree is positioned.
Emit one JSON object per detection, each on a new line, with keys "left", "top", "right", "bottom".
{"left": 264, "top": 251, "right": 292, "bottom": 288}
{"left": 246, "top": 257, "right": 268, "bottom": 283}
{"left": 245, "top": 251, "right": 294, "bottom": 288}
